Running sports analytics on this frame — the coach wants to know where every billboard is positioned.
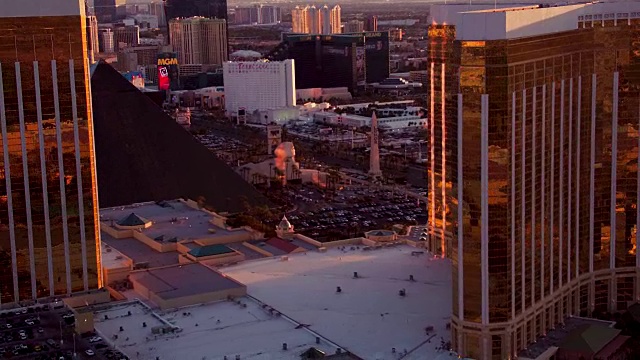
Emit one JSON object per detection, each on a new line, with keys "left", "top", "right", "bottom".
{"left": 157, "top": 53, "right": 179, "bottom": 91}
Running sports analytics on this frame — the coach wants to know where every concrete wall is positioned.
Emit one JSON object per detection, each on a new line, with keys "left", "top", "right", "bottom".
{"left": 63, "top": 289, "right": 111, "bottom": 308}
{"left": 73, "top": 311, "right": 95, "bottom": 334}
{"left": 294, "top": 234, "right": 322, "bottom": 247}
{"left": 104, "top": 266, "right": 132, "bottom": 285}
{"left": 322, "top": 237, "right": 365, "bottom": 248}
{"left": 186, "top": 251, "right": 246, "bottom": 266}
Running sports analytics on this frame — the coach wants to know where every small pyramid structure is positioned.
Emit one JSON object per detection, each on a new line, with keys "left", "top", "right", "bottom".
{"left": 116, "top": 213, "right": 149, "bottom": 227}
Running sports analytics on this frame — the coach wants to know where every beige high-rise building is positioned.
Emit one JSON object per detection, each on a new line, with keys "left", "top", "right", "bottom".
{"left": 291, "top": 5, "right": 309, "bottom": 33}
{"left": 169, "top": 17, "right": 227, "bottom": 66}
{"left": 329, "top": 5, "right": 341, "bottom": 34}
{"left": 427, "top": 2, "right": 640, "bottom": 359}
{"left": 292, "top": 4, "right": 340, "bottom": 34}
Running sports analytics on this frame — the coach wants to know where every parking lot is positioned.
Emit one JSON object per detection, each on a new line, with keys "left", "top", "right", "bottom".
{"left": 0, "top": 306, "right": 127, "bottom": 360}
{"left": 274, "top": 182, "right": 428, "bottom": 241}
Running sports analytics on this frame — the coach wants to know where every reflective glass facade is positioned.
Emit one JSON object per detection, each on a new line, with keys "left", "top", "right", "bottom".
{"left": 0, "top": 13, "right": 102, "bottom": 305}
{"left": 428, "top": 9, "right": 640, "bottom": 360}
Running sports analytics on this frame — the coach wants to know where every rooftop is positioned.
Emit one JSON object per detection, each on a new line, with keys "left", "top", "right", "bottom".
{"left": 101, "top": 232, "right": 180, "bottom": 268}
{"left": 187, "top": 244, "right": 235, "bottom": 257}
{"left": 129, "top": 263, "right": 243, "bottom": 300}
{"left": 101, "top": 242, "right": 131, "bottom": 270}
{"left": 430, "top": 1, "right": 640, "bottom": 40}
{"left": 519, "top": 316, "right": 617, "bottom": 359}
{"left": 93, "top": 299, "right": 341, "bottom": 360}
{"left": 101, "top": 200, "right": 249, "bottom": 242}
{"left": 266, "top": 237, "right": 300, "bottom": 253}
{"left": 221, "top": 245, "right": 453, "bottom": 360}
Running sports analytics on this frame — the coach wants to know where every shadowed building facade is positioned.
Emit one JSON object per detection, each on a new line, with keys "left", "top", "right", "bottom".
{"left": 0, "top": 0, "right": 102, "bottom": 304}
{"left": 427, "top": 3, "right": 640, "bottom": 359}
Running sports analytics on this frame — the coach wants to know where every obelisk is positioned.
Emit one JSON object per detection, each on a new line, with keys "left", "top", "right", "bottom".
{"left": 369, "top": 111, "right": 382, "bottom": 177}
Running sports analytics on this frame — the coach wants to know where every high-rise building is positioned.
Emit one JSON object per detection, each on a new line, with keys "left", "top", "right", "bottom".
{"left": 150, "top": 1, "right": 167, "bottom": 28}
{"left": 258, "top": 5, "right": 281, "bottom": 24}
{"left": 169, "top": 17, "right": 227, "bottom": 66}
{"left": 364, "top": 15, "right": 377, "bottom": 32}
{"left": 233, "top": 5, "right": 281, "bottom": 25}
{"left": 427, "top": 3, "right": 640, "bottom": 359}
{"left": 113, "top": 25, "right": 140, "bottom": 51}
{"left": 344, "top": 20, "right": 364, "bottom": 34}
{"left": 307, "top": 5, "right": 320, "bottom": 34}
{"left": 291, "top": 6, "right": 309, "bottom": 33}
{"left": 223, "top": 60, "right": 296, "bottom": 117}
{"left": 320, "top": 6, "right": 331, "bottom": 34}
{"left": 93, "top": 0, "right": 126, "bottom": 23}
{"left": 0, "top": 0, "right": 102, "bottom": 303}
{"left": 292, "top": 4, "right": 340, "bottom": 34}
{"left": 100, "top": 28, "right": 115, "bottom": 53}
{"left": 164, "top": 0, "right": 228, "bottom": 22}
{"left": 269, "top": 32, "right": 389, "bottom": 92}
{"left": 87, "top": 15, "right": 99, "bottom": 61}
{"left": 330, "top": 5, "right": 341, "bottom": 34}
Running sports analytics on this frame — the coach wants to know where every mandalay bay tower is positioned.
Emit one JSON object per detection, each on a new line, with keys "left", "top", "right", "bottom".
{"left": 0, "top": 0, "right": 102, "bottom": 305}
{"left": 427, "top": 2, "right": 640, "bottom": 359}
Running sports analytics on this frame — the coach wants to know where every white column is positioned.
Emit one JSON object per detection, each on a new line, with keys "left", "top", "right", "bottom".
{"left": 559, "top": 79, "right": 565, "bottom": 288}
{"left": 610, "top": 72, "right": 618, "bottom": 270}
{"left": 481, "top": 94, "right": 490, "bottom": 326}
{"left": 568, "top": 79, "right": 573, "bottom": 282}
{"left": 521, "top": 89, "right": 527, "bottom": 312}
{"left": 52, "top": 60, "right": 72, "bottom": 295}
{"left": 34, "top": 61, "right": 55, "bottom": 296}
{"left": 589, "top": 74, "right": 596, "bottom": 274}
{"left": 541, "top": 84, "right": 546, "bottom": 300}
{"left": 441, "top": 63, "right": 446, "bottom": 257}
{"left": 69, "top": 59, "right": 89, "bottom": 290}
{"left": 457, "top": 93, "right": 464, "bottom": 320}
{"left": 589, "top": 74, "right": 596, "bottom": 313}
{"left": 511, "top": 91, "right": 517, "bottom": 319}
{"left": 15, "top": 62, "right": 37, "bottom": 300}
{"left": 0, "top": 63, "right": 20, "bottom": 304}
{"left": 550, "top": 82, "right": 556, "bottom": 294}
{"left": 532, "top": 86, "right": 537, "bottom": 304}
{"left": 575, "top": 77, "right": 581, "bottom": 278}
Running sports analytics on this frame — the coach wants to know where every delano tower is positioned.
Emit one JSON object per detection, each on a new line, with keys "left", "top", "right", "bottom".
{"left": 426, "top": 2, "right": 640, "bottom": 359}
{"left": 0, "top": 0, "right": 102, "bottom": 305}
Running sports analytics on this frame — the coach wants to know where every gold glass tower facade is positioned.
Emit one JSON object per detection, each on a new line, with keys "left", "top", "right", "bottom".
{"left": 0, "top": 0, "right": 102, "bottom": 305}
{"left": 428, "top": 3, "right": 640, "bottom": 359}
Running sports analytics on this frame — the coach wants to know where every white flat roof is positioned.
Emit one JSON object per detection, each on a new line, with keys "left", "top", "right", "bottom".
{"left": 431, "top": 1, "right": 640, "bottom": 40}
{"left": 93, "top": 299, "right": 340, "bottom": 360}
{"left": 222, "top": 246, "right": 453, "bottom": 360}
{"left": 0, "top": 0, "right": 85, "bottom": 17}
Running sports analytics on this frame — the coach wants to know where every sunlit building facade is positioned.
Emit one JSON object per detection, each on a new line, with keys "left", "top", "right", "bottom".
{"left": 427, "top": 3, "right": 640, "bottom": 359}
{"left": 0, "top": 0, "right": 102, "bottom": 304}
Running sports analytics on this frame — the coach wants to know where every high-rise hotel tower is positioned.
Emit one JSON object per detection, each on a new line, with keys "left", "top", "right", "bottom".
{"left": 427, "top": 2, "right": 640, "bottom": 359}
{"left": 0, "top": 0, "right": 102, "bottom": 305}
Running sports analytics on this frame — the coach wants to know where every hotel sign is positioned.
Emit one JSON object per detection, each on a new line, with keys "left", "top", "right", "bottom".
{"left": 157, "top": 57, "right": 178, "bottom": 66}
